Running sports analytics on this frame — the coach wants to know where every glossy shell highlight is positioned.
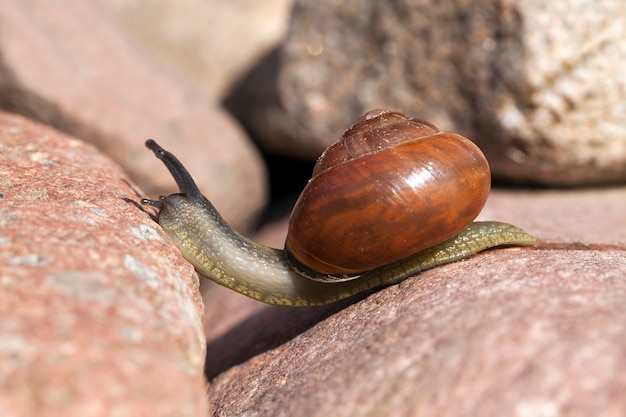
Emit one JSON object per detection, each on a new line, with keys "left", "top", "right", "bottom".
{"left": 285, "top": 110, "right": 491, "bottom": 280}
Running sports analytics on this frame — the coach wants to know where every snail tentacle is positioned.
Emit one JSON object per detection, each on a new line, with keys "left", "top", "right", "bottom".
{"left": 141, "top": 197, "right": 163, "bottom": 209}
{"left": 145, "top": 139, "right": 205, "bottom": 205}
{"left": 142, "top": 139, "right": 539, "bottom": 307}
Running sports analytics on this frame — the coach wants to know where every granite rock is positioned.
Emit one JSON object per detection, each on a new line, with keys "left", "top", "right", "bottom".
{"left": 0, "top": 111, "right": 208, "bottom": 416}
{"left": 203, "top": 186, "right": 626, "bottom": 416}
{"left": 229, "top": 0, "right": 626, "bottom": 186}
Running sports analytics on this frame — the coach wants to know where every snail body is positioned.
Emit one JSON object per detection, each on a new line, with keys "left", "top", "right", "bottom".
{"left": 142, "top": 110, "right": 539, "bottom": 307}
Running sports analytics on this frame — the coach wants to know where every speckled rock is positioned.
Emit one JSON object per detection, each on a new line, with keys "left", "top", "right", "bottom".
{"left": 208, "top": 249, "right": 626, "bottom": 416}
{"left": 229, "top": 0, "right": 626, "bottom": 186}
{"left": 0, "top": 0, "right": 267, "bottom": 230}
{"left": 203, "top": 186, "right": 626, "bottom": 416}
{"left": 0, "top": 111, "right": 208, "bottom": 416}
{"left": 101, "top": 0, "right": 294, "bottom": 99}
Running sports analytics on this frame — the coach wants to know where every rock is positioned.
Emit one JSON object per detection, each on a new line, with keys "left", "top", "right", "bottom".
{"left": 228, "top": 0, "right": 626, "bottom": 186}
{"left": 0, "top": 0, "right": 267, "bottom": 230}
{"left": 0, "top": 111, "right": 208, "bottom": 416}
{"left": 203, "top": 186, "right": 626, "bottom": 415}
{"left": 101, "top": 0, "right": 294, "bottom": 99}
{"left": 208, "top": 249, "right": 626, "bottom": 416}
{"left": 480, "top": 187, "right": 626, "bottom": 245}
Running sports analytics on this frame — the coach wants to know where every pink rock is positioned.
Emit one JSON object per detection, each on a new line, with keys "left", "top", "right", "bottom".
{"left": 0, "top": 0, "right": 267, "bottom": 230}
{"left": 0, "top": 111, "right": 208, "bottom": 416}
{"left": 202, "top": 186, "right": 626, "bottom": 415}
{"left": 207, "top": 247, "right": 626, "bottom": 416}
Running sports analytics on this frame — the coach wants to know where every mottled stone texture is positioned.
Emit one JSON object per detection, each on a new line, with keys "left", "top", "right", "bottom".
{"left": 229, "top": 0, "right": 626, "bottom": 186}
{"left": 204, "top": 186, "right": 626, "bottom": 416}
{"left": 0, "top": 0, "right": 267, "bottom": 230}
{"left": 207, "top": 249, "right": 626, "bottom": 417}
{"left": 0, "top": 111, "right": 208, "bottom": 416}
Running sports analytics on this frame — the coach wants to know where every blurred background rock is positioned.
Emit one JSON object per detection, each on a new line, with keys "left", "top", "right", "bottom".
{"left": 2, "top": 0, "right": 624, "bottom": 233}
{"left": 102, "top": 0, "right": 293, "bottom": 100}
{"left": 106, "top": 0, "right": 626, "bottom": 188}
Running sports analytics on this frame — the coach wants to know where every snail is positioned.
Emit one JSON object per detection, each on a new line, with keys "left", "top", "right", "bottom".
{"left": 141, "top": 109, "right": 539, "bottom": 307}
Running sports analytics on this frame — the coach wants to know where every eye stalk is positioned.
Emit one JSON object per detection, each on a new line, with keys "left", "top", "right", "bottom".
{"left": 142, "top": 139, "right": 204, "bottom": 207}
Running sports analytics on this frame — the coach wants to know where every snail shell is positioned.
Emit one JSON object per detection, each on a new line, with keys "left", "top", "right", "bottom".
{"left": 285, "top": 109, "right": 491, "bottom": 280}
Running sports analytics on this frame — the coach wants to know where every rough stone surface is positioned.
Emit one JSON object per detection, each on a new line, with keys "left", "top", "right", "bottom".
{"left": 207, "top": 250, "right": 626, "bottom": 416}
{"left": 0, "top": 111, "right": 208, "bottom": 416}
{"left": 0, "top": 0, "right": 267, "bottom": 230}
{"left": 481, "top": 187, "right": 626, "bottom": 246}
{"left": 228, "top": 0, "right": 626, "bottom": 186}
{"left": 203, "top": 186, "right": 626, "bottom": 416}
{"left": 101, "top": 0, "right": 294, "bottom": 99}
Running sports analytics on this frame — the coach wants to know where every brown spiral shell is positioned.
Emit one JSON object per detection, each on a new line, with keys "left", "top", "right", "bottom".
{"left": 284, "top": 109, "right": 491, "bottom": 280}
